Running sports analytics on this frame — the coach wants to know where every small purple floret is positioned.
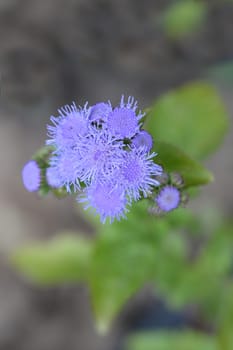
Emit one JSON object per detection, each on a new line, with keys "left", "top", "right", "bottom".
{"left": 107, "top": 107, "right": 139, "bottom": 139}
{"left": 50, "top": 152, "right": 81, "bottom": 192}
{"left": 119, "top": 148, "right": 163, "bottom": 201}
{"left": 77, "top": 132, "right": 124, "bottom": 185}
{"left": 106, "top": 96, "right": 144, "bottom": 139}
{"left": 156, "top": 185, "right": 180, "bottom": 212}
{"left": 78, "top": 182, "right": 128, "bottom": 223}
{"left": 22, "top": 160, "right": 40, "bottom": 192}
{"left": 46, "top": 166, "right": 62, "bottom": 188}
{"left": 89, "top": 102, "right": 112, "bottom": 124}
{"left": 132, "top": 130, "right": 153, "bottom": 152}
{"left": 47, "top": 102, "right": 89, "bottom": 150}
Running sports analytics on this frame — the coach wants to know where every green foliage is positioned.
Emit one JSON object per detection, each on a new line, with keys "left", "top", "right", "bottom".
{"left": 153, "top": 222, "right": 233, "bottom": 310}
{"left": 154, "top": 142, "right": 213, "bottom": 187}
{"left": 161, "top": 1, "right": 207, "bottom": 39}
{"left": 145, "top": 82, "right": 228, "bottom": 160}
{"left": 87, "top": 202, "right": 172, "bottom": 331}
{"left": 13, "top": 234, "right": 93, "bottom": 284}
{"left": 126, "top": 331, "right": 217, "bottom": 350}
{"left": 13, "top": 203, "right": 187, "bottom": 330}
{"left": 32, "top": 145, "right": 54, "bottom": 168}
{"left": 13, "top": 204, "right": 233, "bottom": 335}
{"left": 12, "top": 202, "right": 171, "bottom": 331}
{"left": 10, "top": 204, "right": 211, "bottom": 330}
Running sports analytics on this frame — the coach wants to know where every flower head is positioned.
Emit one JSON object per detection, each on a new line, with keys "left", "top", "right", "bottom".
{"left": 156, "top": 185, "right": 180, "bottom": 212}
{"left": 132, "top": 130, "right": 153, "bottom": 153}
{"left": 50, "top": 152, "right": 81, "bottom": 192}
{"left": 76, "top": 131, "right": 124, "bottom": 185}
{"left": 26, "top": 95, "right": 163, "bottom": 223}
{"left": 78, "top": 182, "right": 128, "bottom": 223}
{"left": 46, "top": 166, "right": 62, "bottom": 188}
{"left": 106, "top": 96, "right": 144, "bottom": 139}
{"left": 47, "top": 102, "right": 90, "bottom": 151}
{"left": 22, "top": 160, "right": 41, "bottom": 192}
{"left": 119, "top": 148, "right": 163, "bottom": 201}
{"left": 89, "top": 102, "right": 112, "bottom": 126}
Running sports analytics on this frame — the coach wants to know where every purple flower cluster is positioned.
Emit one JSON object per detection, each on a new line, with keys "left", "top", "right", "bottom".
{"left": 23, "top": 96, "right": 163, "bottom": 223}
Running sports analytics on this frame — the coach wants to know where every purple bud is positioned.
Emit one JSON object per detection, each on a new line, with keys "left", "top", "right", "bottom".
{"left": 46, "top": 167, "right": 62, "bottom": 188}
{"left": 89, "top": 102, "right": 112, "bottom": 123}
{"left": 132, "top": 130, "right": 153, "bottom": 152}
{"left": 22, "top": 160, "right": 41, "bottom": 192}
{"left": 156, "top": 185, "right": 180, "bottom": 212}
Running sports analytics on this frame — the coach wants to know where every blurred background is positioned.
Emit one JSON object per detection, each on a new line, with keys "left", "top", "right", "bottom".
{"left": 0, "top": 0, "right": 233, "bottom": 349}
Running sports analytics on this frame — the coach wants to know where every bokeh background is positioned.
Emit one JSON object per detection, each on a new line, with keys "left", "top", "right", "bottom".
{"left": 0, "top": 0, "right": 233, "bottom": 349}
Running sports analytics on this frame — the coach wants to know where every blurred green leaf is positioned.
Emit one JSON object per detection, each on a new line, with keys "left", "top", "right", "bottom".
{"left": 126, "top": 331, "right": 217, "bottom": 350}
{"left": 165, "top": 208, "right": 201, "bottom": 234}
{"left": 12, "top": 197, "right": 233, "bottom": 334}
{"left": 154, "top": 222, "right": 233, "bottom": 313}
{"left": 154, "top": 141, "right": 213, "bottom": 187}
{"left": 13, "top": 201, "right": 172, "bottom": 332}
{"left": 13, "top": 234, "right": 93, "bottom": 285}
{"left": 146, "top": 82, "right": 228, "bottom": 160}
{"left": 161, "top": 1, "right": 207, "bottom": 39}
{"left": 88, "top": 201, "right": 172, "bottom": 332}
{"left": 32, "top": 145, "right": 54, "bottom": 168}
{"left": 216, "top": 281, "right": 233, "bottom": 350}
{"left": 199, "top": 224, "right": 233, "bottom": 278}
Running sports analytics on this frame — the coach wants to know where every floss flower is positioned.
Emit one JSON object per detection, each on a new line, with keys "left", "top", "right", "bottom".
{"left": 22, "top": 95, "right": 163, "bottom": 223}
{"left": 49, "top": 151, "right": 82, "bottom": 192}
{"left": 46, "top": 166, "right": 62, "bottom": 189}
{"left": 156, "top": 185, "right": 180, "bottom": 212}
{"left": 119, "top": 147, "right": 162, "bottom": 201}
{"left": 22, "top": 160, "right": 41, "bottom": 192}
{"left": 47, "top": 102, "right": 90, "bottom": 151}
{"left": 131, "top": 130, "right": 153, "bottom": 153}
{"left": 106, "top": 96, "right": 143, "bottom": 138}
{"left": 79, "top": 182, "right": 128, "bottom": 224}
{"left": 76, "top": 131, "right": 125, "bottom": 185}
{"left": 89, "top": 102, "right": 112, "bottom": 125}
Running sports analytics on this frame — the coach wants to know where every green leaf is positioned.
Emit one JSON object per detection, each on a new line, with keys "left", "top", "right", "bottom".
{"left": 12, "top": 202, "right": 172, "bottom": 332}
{"left": 13, "top": 234, "right": 93, "bottom": 285}
{"left": 32, "top": 145, "right": 54, "bottom": 168}
{"left": 88, "top": 202, "right": 171, "bottom": 332}
{"left": 161, "top": 1, "right": 207, "bottom": 39}
{"left": 146, "top": 82, "right": 228, "bottom": 160}
{"left": 218, "top": 283, "right": 233, "bottom": 349}
{"left": 126, "top": 331, "right": 217, "bottom": 350}
{"left": 154, "top": 141, "right": 213, "bottom": 187}
{"left": 153, "top": 222, "right": 233, "bottom": 313}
